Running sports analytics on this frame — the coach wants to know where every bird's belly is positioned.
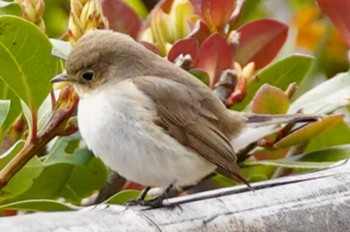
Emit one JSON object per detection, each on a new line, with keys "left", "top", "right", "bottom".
{"left": 78, "top": 80, "right": 216, "bottom": 187}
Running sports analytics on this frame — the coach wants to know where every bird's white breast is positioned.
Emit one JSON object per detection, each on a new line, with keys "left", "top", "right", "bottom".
{"left": 77, "top": 79, "right": 216, "bottom": 188}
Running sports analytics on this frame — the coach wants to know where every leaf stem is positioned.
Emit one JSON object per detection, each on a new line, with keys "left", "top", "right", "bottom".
{"left": 29, "top": 109, "right": 37, "bottom": 144}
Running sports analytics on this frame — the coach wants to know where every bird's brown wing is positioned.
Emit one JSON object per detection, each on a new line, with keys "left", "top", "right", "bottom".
{"left": 132, "top": 75, "right": 247, "bottom": 184}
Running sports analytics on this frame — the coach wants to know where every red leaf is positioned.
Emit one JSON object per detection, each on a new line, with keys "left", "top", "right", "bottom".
{"left": 201, "top": 0, "right": 235, "bottom": 31}
{"left": 317, "top": 0, "right": 350, "bottom": 47}
{"left": 168, "top": 38, "right": 199, "bottom": 63}
{"left": 157, "top": 0, "right": 175, "bottom": 13}
{"left": 124, "top": 182, "right": 144, "bottom": 190}
{"left": 233, "top": 19, "right": 288, "bottom": 70}
{"left": 139, "top": 41, "right": 161, "bottom": 55}
{"left": 2, "top": 210, "right": 17, "bottom": 216}
{"left": 189, "top": 20, "right": 212, "bottom": 44}
{"left": 101, "top": 0, "right": 142, "bottom": 39}
{"left": 189, "top": 0, "right": 201, "bottom": 14}
{"left": 252, "top": 84, "right": 289, "bottom": 114}
{"left": 195, "top": 33, "right": 233, "bottom": 88}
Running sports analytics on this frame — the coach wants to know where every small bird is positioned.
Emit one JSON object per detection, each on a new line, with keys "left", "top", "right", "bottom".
{"left": 52, "top": 30, "right": 317, "bottom": 207}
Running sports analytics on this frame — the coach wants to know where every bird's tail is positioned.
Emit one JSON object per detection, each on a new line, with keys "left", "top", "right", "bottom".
{"left": 245, "top": 114, "right": 322, "bottom": 126}
{"left": 231, "top": 114, "right": 323, "bottom": 151}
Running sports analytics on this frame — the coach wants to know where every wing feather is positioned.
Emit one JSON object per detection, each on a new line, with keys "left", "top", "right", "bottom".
{"left": 132, "top": 75, "right": 247, "bottom": 183}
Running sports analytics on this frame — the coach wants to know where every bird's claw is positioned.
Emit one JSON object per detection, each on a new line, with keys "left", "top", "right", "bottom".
{"left": 125, "top": 198, "right": 144, "bottom": 206}
{"left": 125, "top": 197, "right": 164, "bottom": 208}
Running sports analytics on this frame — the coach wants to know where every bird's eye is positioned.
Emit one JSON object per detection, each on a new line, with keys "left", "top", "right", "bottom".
{"left": 81, "top": 70, "right": 95, "bottom": 81}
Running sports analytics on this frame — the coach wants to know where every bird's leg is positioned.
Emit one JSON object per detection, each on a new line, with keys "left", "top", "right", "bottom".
{"left": 140, "top": 184, "right": 174, "bottom": 208}
{"left": 126, "top": 186, "right": 151, "bottom": 206}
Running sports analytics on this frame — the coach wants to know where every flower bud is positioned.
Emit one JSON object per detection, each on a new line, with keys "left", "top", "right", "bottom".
{"left": 68, "top": 0, "right": 108, "bottom": 44}
{"left": 16, "top": 0, "right": 45, "bottom": 31}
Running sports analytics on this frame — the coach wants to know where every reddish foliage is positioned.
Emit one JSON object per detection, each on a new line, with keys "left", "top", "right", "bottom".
{"left": 227, "top": 86, "right": 246, "bottom": 106}
{"left": 139, "top": 41, "right": 161, "bottom": 55}
{"left": 252, "top": 84, "right": 289, "bottom": 114}
{"left": 2, "top": 210, "right": 17, "bottom": 216}
{"left": 233, "top": 19, "right": 288, "bottom": 70}
{"left": 195, "top": 33, "right": 233, "bottom": 88}
{"left": 168, "top": 38, "right": 199, "bottom": 63}
{"left": 101, "top": 0, "right": 142, "bottom": 39}
{"left": 200, "top": 0, "right": 235, "bottom": 31}
{"left": 317, "top": 0, "right": 350, "bottom": 48}
{"left": 124, "top": 182, "right": 144, "bottom": 190}
{"left": 156, "top": 0, "right": 175, "bottom": 13}
{"left": 189, "top": 0, "right": 201, "bottom": 14}
{"left": 189, "top": 20, "right": 212, "bottom": 44}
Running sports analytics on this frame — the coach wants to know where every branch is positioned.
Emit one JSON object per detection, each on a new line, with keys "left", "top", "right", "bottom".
{"left": 0, "top": 86, "right": 79, "bottom": 189}
{"left": 1, "top": 160, "right": 349, "bottom": 231}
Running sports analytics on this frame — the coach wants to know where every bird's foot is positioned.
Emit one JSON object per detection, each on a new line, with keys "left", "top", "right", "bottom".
{"left": 125, "top": 198, "right": 144, "bottom": 206}
{"left": 126, "top": 185, "right": 174, "bottom": 208}
{"left": 125, "top": 186, "right": 151, "bottom": 206}
{"left": 125, "top": 196, "right": 164, "bottom": 208}
{"left": 140, "top": 197, "right": 164, "bottom": 208}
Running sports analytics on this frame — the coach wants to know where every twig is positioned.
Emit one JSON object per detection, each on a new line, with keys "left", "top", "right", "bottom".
{"left": 0, "top": 86, "right": 79, "bottom": 189}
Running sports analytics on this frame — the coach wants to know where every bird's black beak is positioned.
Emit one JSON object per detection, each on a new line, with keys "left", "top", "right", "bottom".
{"left": 51, "top": 72, "right": 71, "bottom": 83}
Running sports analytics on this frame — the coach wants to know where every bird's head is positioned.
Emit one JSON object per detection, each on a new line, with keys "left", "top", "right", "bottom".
{"left": 51, "top": 30, "right": 154, "bottom": 96}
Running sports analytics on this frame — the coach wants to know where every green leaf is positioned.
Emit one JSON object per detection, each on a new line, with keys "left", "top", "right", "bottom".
{"left": 240, "top": 165, "right": 275, "bottom": 182}
{"left": 37, "top": 93, "right": 54, "bottom": 129}
{"left": 0, "top": 199, "right": 79, "bottom": 212}
{"left": 298, "top": 144, "right": 350, "bottom": 162}
{"left": 0, "top": 79, "right": 21, "bottom": 138}
{"left": 274, "top": 114, "right": 344, "bottom": 148}
{"left": 189, "top": 69, "right": 210, "bottom": 86}
{"left": 290, "top": 71, "right": 350, "bottom": 114}
{"left": 0, "top": 149, "right": 44, "bottom": 203}
{"left": 44, "top": 135, "right": 95, "bottom": 166}
{"left": 211, "top": 173, "right": 236, "bottom": 187}
{"left": 289, "top": 0, "right": 314, "bottom": 10}
{"left": 252, "top": 84, "right": 289, "bottom": 114}
{"left": 173, "top": 0, "right": 195, "bottom": 38}
{"left": 45, "top": 136, "right": 108, "bottom": 204}
{"left": 245, "top": 159, "right": 334, "bottom": 169}
{"left": 1, "top": 136, "right": 107, "bottom": 205}
{"left": 305, "top": 122, "right": 350, "bottom": 152}
{"left": 0, "top": 99, "right": 10, "bottom": 126}
{"left": 234, "top": 54, "right": 314, "bottom": 111}
{"left": 58, "top": 151, "right": 108, "bottom": 204}
{"left": 0, "top": 1, "right": 21, "bottom": 16}
{"left": 9, "top": 163, "right": 74, "bottom": 203}
{"left": 0, "top": 140, "right": 24, "bottom": 168}
{"left": 0, "top": 15, "right": 59, "bottom": 112}
{"left": 246, "top": 144, "right": 350, "bottom": 170}
{"left": 20, "top": 99, "right": 32, "bottom": 132}
{"left": 105, "top": 190, "right": 142, "bottom": 205}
